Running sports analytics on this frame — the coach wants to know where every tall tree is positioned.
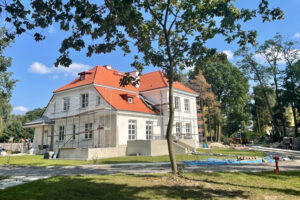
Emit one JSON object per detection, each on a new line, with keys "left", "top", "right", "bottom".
{"left": 0, "top": 28, "right": 17, "bottom": 137}
{"left": 282, "top": 52, "right": 300, "bottom": 137}
{"left": 252, "top": 86, "right": 275, "bottom": 134}
{"left": 256, "top": 33, "right": 287, "bottom": 136}
{"left": 190, "top": 71, "right": 215, "bottom": 143}
{"left": 236, "top": 48, "right": 282, "bottom": 139}
{"left": 1, "top": 0, "right": 284, "bottom": 174}
{"left": 193, "top": 54, "right": 250, "bottom": 136}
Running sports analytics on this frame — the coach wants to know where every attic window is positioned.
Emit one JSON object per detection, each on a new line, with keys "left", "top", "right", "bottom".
{"left": 80, "top": 74, "right": 85, "bottom": 81}
{"left": 128, "top": 97, "right": 133, "bottom": 103}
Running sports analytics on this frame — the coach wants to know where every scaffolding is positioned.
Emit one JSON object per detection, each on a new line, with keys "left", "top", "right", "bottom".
{"left": 44, "top": 86, "right": 199, "bottom": 154}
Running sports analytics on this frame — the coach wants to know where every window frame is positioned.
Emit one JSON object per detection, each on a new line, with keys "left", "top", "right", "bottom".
{"left": 59, "top": 126, "right": 65, "bottom": 141}
{"left": 146, "top": 121, "right": 153, "bottom": 140}
{"left": 128, "top": 120, "right": 137, "bottom": 140}
{"left": 84, "top": 123, "right": 93, "bottom": 139}
{"left": 63, "top": 97, "right": 70, "bottom": 111}
{"left": 175, "top": 122, "right": 181, "bottom": 137}
{"left": 128, "top": 97, "right": 133, "bottom": 103}
{"left": 96, "top": 96, "right": 101, "bottom": 105}
{"left": 184, "top": 99, "right": 190, "bottom": 112}
{"left": 72, "top": 124, "right": 76, "bottom": 140}
{"left": 185, "top": 123, "right": 191, "bottom": 137}
{"left": 174, "top": 96, "right": 180, "bottom": 110}
{"left": 81, "top": 93, "right": 89, "bottom": 108}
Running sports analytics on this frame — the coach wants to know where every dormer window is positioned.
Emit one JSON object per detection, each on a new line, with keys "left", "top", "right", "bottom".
{"left": 128, "top": 97, "right": 133, "bottom": 103}
{"left": 78, "top": 71, "right": 92, "bottom": 81}
{"left": 80, "top": 74, "right": 85, "bottom": 81}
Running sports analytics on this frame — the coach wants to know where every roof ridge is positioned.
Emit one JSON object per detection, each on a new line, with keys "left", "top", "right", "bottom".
{"left": 92, "top": 65, "right": 99, "bottom": 84}
{"left": 159, "top": 71, "right": 168, "bottom": 87}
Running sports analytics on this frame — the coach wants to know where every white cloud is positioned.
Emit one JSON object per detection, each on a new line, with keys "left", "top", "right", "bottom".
{"left": 53, "top": 63, "right": 90, "bottom": 77}
{"left": 293, "top": 32, "right": 300, "bottom": 39}
{"left": 48, "top": 25, "right": 56, "bottom": 34}
{"left": 28, "top": 62, "right": 90, "bottom": 77}
{"left": 222, "top": 50, "right": 234, "bottom": 60}
{"left": 28, "top": 62, "right": 52, "bottom": 74}
{"left": 13, "top": 106, "right": 29, "bottom": 112}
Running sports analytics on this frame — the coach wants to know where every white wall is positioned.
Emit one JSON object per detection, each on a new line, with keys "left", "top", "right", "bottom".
{"left": 141, "top": 88, "right": 198, "bottom": 144}
{"left": 116, "top": 112, "right": 161, "bottom": 145}
{"left": 43, "top": 85, "right": 111, "bottom": 119}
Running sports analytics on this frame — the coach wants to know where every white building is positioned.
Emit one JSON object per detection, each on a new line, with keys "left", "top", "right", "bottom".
{"left": 24, "top": 65, "right": 199, "bottom": 160}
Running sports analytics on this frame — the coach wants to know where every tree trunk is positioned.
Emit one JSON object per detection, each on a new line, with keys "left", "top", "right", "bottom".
{"left": 251, "top": 62, "right": 281, "bottom": 138}
{"left": 208, "top": 105, "right": 212, "bottom": 142}
{"left": 214, "top": 106, "right": 217, "bottom": 142}
{"left": 292, "top": 104, "right": 299, "bottom": 137}
{"left": 166, "top": 75, "right": 177, "bottom": 174}
{"left": 218, "top": 124, "right": 222, "bottom": 142}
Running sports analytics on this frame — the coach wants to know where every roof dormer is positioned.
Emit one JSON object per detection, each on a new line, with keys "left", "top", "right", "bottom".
{"left": 78, "top": 71, "right": 92, "bottom": 81}
{"left": 121, "top": 94, "right": 135, "bottom": 103}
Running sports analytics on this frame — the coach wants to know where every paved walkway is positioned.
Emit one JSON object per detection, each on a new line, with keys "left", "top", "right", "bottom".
{"left": 0, "top": 160, "right": 299, "bottom": 177}
{"left": 251, "top": 146, "right": 300, "bottom": 160}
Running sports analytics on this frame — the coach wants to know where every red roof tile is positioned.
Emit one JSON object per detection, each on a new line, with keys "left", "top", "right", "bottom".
{"left": 139, "top": 71, "right": 197, "bottom": 94}
{"left": 53, "top": 66, "right": 197, "bottom": 113}
{"left": 94, "top": 86, "right": 157, "bottom": 114}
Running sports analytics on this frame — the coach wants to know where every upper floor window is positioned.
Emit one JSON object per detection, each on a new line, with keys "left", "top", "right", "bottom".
{"left": 184, "top": 99, "right": 190, "bottom": 112}
{"left": 53, "top": 102, "right": 56, "bottom": 113}
{"left": 84, "top": 123, "right": 93, "bottom": 139}
{"left": 63, "top": 97, "right": 70, "bottom": 111}
{"left": 81, "top": 93, "right": 89, "bottom": 108}
{"left": 59, "top": 126, "right": 65, "bottom": 141}
{"left": 128, "top": 120, "right": 136, "bottom": 140}
{"left": 146, "top": 121, "right": 153, "bottom": 140}
{"left": 96, "top": 96, "right": 101, "bottom": 105}
{"left": 174, "top": 96, "right": 180, "bottom": 110}
{"left": 80, "top": 74, "right": 85, "bottom": 81}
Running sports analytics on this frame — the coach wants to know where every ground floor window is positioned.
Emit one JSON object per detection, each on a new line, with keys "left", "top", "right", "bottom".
{"left": 146, "top": 121, "right": 153, "bottom": 140}
{"left": 175, "top": 122, "right": 181, "bottom": 137}
{"left": 186, "top": 123, "right": 191, "bottom": 137}
{"left": 128, "top": 120, "right": 137, "bottom": 140}
{"left": 59, "top": 126, "right": 65, "bottom": 141}
{"left": 72, "top": 124, "right": 76, "bottom": 140}
{"left": 85, "top": 123, "right": 93, "bottom": 139}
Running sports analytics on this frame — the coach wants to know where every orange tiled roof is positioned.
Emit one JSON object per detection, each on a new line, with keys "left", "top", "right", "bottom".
{"left": 94, "top": 86, "right": 157, "bottom": 114}
{"left": 54, "top": 65, "right": 197, "bottom": 114}
{"left": 139, "top": 71, "right": 197, "bottom": 94}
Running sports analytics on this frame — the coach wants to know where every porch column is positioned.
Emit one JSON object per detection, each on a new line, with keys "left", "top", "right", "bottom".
{"left": 41, "top": 125, "right": 45, "bottom": 147}
{"left": 50, "top": 125, "right": 54, "bottom": 150}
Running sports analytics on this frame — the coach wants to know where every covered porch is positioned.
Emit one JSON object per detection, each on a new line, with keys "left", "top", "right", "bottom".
{"left": 23, "top": 116, "right": 55, "bottom": 154}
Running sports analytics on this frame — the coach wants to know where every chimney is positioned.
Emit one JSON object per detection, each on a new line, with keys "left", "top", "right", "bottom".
{"left": 129, "top": 71, "right": 140, "bottom": 88}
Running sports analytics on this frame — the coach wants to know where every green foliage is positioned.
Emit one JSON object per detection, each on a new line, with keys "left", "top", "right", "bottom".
{"left": 192, "top": 55, "right": 250, "bottom": 136}
{"left": 1, "top": 116, "right": 24, "bottom": 142}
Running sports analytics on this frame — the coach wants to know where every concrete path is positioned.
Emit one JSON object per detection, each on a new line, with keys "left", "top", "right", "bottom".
{"left": 251, "top": 146, "right": 300, "bottom": 160}
{"left": 0, "top": 176, "right": 49, "bottom": 189}
{"left": 0, "top": 160, "right": 299, "bottom": 177}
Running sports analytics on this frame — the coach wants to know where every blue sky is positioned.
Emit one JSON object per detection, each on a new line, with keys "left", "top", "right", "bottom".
{"left": 3, "top": 0, "right": 300, "bottom": 114}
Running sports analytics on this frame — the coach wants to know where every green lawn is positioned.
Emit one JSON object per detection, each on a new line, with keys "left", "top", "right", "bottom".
{"left": 0, "top": 171, "right": 299, "bottom": 200}
{"left": 0, "top": 154, "right": 223, "bottom": 166}
{"left": 197, "top": 148, "right": 267, "bottom": 157}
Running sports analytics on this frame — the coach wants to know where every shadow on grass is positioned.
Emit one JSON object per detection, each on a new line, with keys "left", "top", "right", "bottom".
{"left": 185, "top": 171, "right": 300, "bottom": 196}
{"left": 0, "top": 175, "right": 248, "bottom": 200}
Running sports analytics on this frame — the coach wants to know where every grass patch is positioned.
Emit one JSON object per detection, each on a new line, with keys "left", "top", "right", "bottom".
{"left": 0, "top": 154, "right": 223, "bottom": 166}
{"left": 0, "top": 176, "right": 8, "bottom": 180}
{"left": 197, "top": 148, "right": 267, "bottom": 157}
{"left": 0, "top": 171, "right": 299, "bottom": 199}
